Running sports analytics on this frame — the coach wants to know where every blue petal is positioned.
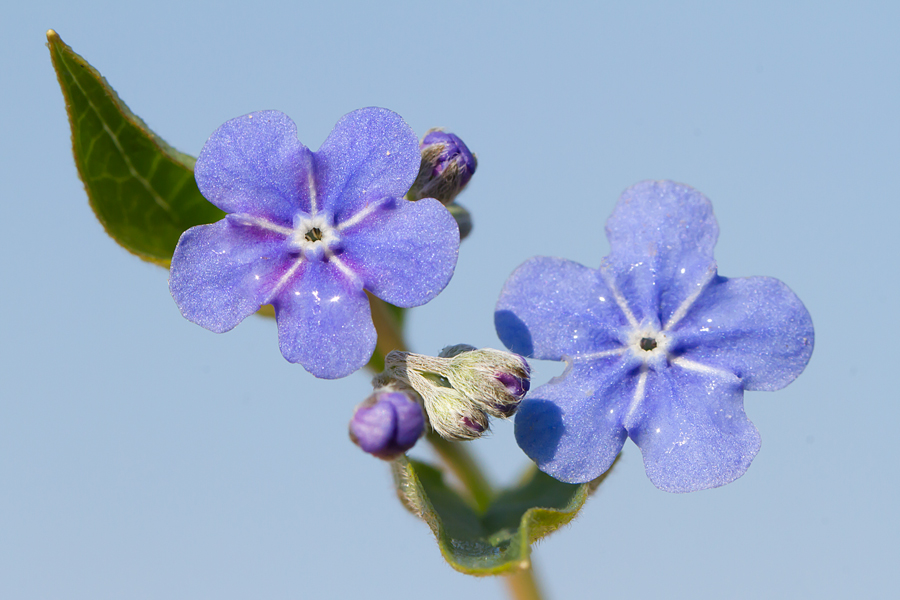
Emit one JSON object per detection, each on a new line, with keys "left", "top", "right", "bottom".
{"left": 603, "top": 181, "right": 719, "bottom": 326}
{"left": 195, "top": 110, "right": 313, "bottom": 221}
{"left": 515, "top": 358, "right": 633, "bottom": 483}
{"left": 169, "top": 218, "right": 291, "bottom": 333}
{"left": 272, "top": 259, "right": 376, "bottom": 379}
{"left": 338, "top": 197, "right": 459, "bottom": 307}
{"left": 495, "top": 257, "right": 629, "bottom": 360}
{"left": 313, "top": 108, "right": 420, "bottom": 223}
{"left": 671, "top": 276, "right": 815, "bottom": 391}
{"left": 628, "top": 366, "right": 760, "bottom": 493}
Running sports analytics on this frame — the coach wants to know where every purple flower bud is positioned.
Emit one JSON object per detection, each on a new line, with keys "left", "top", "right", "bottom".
{"left": 497, "top": 371, "right": 530, "bottom": 399}
{"left": 446, "top": 203, "right": 473, "bottom": 241}
{"left": 407, "top": 129, "right": 477, "bottom": 205}
{"left": 462, "top": 415, "right": 487, "bottom": 434}
{"left": 349, "top": 391, "right": 425, "bottom": 460}
{"left": 442, "top": 348, "right": 532, "bottom": 419}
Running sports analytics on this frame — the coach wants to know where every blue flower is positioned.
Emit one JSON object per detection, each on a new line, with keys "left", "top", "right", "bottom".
{"left": 169, "top": 109, "right": 460, "bottom": 379}
{"left": 495, "top": 181, "right": 814, "bottom": 492}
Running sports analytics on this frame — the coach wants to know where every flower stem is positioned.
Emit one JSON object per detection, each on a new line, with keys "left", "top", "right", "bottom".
{"left": 369, "top": 295, "right": 545, "bottom": 600}
{"left": 505, "top": 564, "right": 545, "bottom": 600}
{"left": 367, "top": 292, "right": 407, "bottom": 369}
{"left": 370, "top": 295, "right": 495, "bottom": 508}
{"left": 425, "top": 430, "right": 494, "bottom": 512}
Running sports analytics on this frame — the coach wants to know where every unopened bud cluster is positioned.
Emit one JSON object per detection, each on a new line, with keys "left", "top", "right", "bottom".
{"left": 382, "top": 345, "right": 531, "bottom": 441}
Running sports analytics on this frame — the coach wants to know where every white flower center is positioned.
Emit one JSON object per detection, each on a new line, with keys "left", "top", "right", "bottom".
{"left": 626, "top": 325, "right": 672, "bottom": 366}
{"left": 288, "top": 214, "right": 340, "bottom": 256}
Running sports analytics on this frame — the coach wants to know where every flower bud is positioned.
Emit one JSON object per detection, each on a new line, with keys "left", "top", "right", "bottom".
{"left": 384, "top": 351, "right": 489, "bottom": 441}
{"left": 446, "top": 203, "right": 473, "bottom": 241}
{"left": 437, "top": 343, "right": 477, "bottom": 358}
{"left": 442, "top": 347, "right": 531, "bottom": 419}
{"left": 383, "top": 347, "right": 531, "bottom": 440}
{"left": 349, "top": 389, "right": 425, "bottom": 460}
{"left": 407, "top": 129, "right": 477, "bottom": 205}
{"left": 413, "top": 381, "right": 489, "bottom": 441}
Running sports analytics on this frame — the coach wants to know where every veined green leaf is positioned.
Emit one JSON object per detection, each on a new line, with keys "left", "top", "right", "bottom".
{"left": 47, "top": 30, "right": 224, "bottom": 266}
{"left": 392, "top": 457, "right": 614, "bottom": 575}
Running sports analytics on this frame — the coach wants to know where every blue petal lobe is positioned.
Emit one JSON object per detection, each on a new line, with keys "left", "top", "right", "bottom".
{"left": 603, "top": 181, "right": 719, "bottom": 326}
{"left": 339, "top": 198, "right": 459, "bottom": 307}
{"left": 496, "top": 257, "right": 628, "bottom": 360}
{"left": 313, "top": 108, "right": 420, "bottom": 222}
{"left": 272, "top": 259, "right": 375, "bottom": 379}
{"left": 195, "top": 110, "right": 313, "bottom": 221}
{"left": 628, "top": 366, "right": 760, "bottom": 493}
{"left": 169, "top": 218, "right": 290, "bottom": 333}
{"left": 515, "top": 358, "right": 633, "bottom": 483}
{"left": 671, "top": 276, "right": 815, "bottom": 391}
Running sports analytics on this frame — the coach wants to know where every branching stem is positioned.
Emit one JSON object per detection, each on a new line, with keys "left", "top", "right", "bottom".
{"left": 368, "top": 295, "right": 545, "bottom": 600}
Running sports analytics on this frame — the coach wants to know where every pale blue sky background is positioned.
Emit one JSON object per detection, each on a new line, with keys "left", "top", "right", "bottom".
{"left": 2, "top": 1, "right": 898, "bottom": 598}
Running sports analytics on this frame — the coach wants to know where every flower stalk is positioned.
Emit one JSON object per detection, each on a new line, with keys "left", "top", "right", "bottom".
{"left": 368, "top": 294, "right": 544, "bottom": 600}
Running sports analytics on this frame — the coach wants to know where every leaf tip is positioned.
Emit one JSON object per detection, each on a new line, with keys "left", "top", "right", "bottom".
{"left": 46, "top": 29, "right": 60, "bottom": 43}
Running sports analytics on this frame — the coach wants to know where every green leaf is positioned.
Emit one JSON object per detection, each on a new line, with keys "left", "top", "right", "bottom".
{"left": 47, "top": 30, "right": 224, "bottom": 266}
{"left": 392, "top": 457, "right": 614, "bottom": 575}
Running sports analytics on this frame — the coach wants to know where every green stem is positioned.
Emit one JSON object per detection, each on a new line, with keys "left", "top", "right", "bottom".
{"left": 367, "top": 292, "right": 406, "bottom": 370}
{"left": 505, "top": 564, "right": 545, "bottom": 600}
{"left": 425, "top": 430, "right": 494, "bottom": 512}
{"left": 369, "top": 295, "right": 545, "bottom": 600}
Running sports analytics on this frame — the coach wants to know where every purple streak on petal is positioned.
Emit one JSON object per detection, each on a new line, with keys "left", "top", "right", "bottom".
{"left": 313, "top": 108, "right": 420, "bottom": 222}
{"left": 603, "top": 181, "right": 720, "bottom": 325}
{"left": 515, "top": 358, "right": 633, "bottom": 483}
{"left": 671, "top": 276, "right": 815, "bottom": 391}
{"left": 272, "top": 259, "right": 375, "bottom": 379}
{"left": 195, "top": 110, "right": 313, "bottom": 221}
{"left": 338, "top": 197, "right": 459, "bottom": 307}
{"left": 495, "top": 257, "right": 629, "bottom": 360}
{"left": 628, "top": 367, "right": 760, "bottom": 493}
{"left": 169, "top": 218, "right": 291, "bottom": 333}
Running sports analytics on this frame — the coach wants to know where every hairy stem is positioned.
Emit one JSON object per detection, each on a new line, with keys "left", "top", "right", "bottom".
{"left": 370, "top": 295, "right": 495, "bottom": 509}
{"left": 367, "top": 292, "right": 406, "bottom": 370}
{"left": 505, "top": 564, "right": 545, "bottom": 600}
{"left": 425, "top": 430, "right": 494, "bottom": 512}
{"left": 369, "top": 295, "right": 545, "bottom": 600}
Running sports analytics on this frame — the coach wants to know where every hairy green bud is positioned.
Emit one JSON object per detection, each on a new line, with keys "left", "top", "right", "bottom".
{"left": 382, "top": 346, "right": 531, "bottom": 441}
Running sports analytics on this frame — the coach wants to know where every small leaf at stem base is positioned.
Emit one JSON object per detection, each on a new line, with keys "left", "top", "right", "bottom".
{"left": 392, "top": 456, "right": 615, "bottom": 576}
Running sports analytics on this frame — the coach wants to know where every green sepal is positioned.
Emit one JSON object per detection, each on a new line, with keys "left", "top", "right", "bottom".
{"left": 392, "top": 456, "right": 614, "bottom": 576}
{"left": 47, "top": 30, "right": 224, "bottom": 266}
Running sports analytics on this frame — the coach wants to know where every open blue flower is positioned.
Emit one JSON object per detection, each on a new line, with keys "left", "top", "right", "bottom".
{"left": 495, "top": 181, "right": 814, "bottom": 492}
{"left": 170, "top": 108, "right": 459, "bottom": 379}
